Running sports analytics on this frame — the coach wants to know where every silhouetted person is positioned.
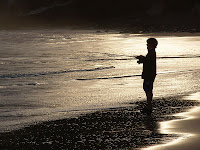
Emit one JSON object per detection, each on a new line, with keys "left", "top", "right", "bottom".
{"left": 136, "top": 38, "right": 157, "bottom": 114}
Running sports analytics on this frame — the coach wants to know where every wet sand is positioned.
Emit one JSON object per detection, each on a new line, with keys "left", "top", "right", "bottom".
{"left": 143, "top": 92, "right": 200, "bottom": 150}
{"left": 0, "top": 95, "right": 199, "bottom": 150}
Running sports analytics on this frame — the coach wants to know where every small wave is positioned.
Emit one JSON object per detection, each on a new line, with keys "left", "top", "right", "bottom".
{"left": 86, "top": 58, "right": 133, "bottom": 61}
{"left": 157, "top": 56, "right": 200, "bottom": 59}
{"left": 76, "top": 69, "right": 196, "bottom": 81}
{"left": 86, "top": 56, "right": 200, "bottom": 62}
{"left": 10, "top": 82, "right": 44, "bottom": 87}
{"left": 0, "top": 66, "right": 115, "bottom": 79}
{"left": 77, "top": 74, "right": 141, "bottom": 80}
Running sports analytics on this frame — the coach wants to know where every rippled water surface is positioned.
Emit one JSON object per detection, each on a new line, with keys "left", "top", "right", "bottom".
{"left": 0, "top": 29, "right": 200, "bottom": 132}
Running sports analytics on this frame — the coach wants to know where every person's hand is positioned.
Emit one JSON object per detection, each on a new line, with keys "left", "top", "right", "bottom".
{"left": 136, "top": 55, "right": 144, "bottom": 59}
{"left": 136, "top": 55, "right": 144, "bottom": 64}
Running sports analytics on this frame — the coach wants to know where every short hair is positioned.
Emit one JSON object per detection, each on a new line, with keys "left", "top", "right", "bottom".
{"left": 147, "top": 38, "right": 158, "bottom": 48}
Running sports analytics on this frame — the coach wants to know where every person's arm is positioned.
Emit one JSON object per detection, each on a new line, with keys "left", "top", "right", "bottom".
{"left": 136, "top": 55, "right": 145, "bottom": 64}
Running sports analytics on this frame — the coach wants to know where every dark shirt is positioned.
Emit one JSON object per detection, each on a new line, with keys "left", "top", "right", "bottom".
{"left": 142, "top": 49, "right": 156, "bottom": 80}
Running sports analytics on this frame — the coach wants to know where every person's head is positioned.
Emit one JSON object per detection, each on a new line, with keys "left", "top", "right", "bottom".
{"left": 147, "top": 38, "right": 158, "bottom": 50}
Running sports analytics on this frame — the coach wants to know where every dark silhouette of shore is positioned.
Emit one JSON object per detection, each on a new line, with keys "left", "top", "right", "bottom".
{"left": 0, "top": 0, "right": 200, "bottom": 32}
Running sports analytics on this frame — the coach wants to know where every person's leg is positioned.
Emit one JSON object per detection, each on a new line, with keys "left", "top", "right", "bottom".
{"left": 143, "top": 80, "right": 154, "bottom": 111}
{"left": 146, "top": 90, "right": 153, "bottom": 110}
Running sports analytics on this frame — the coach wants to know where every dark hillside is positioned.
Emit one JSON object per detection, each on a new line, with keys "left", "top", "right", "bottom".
{"left": 0, "top": 0, "right": 200, "bottom": 31}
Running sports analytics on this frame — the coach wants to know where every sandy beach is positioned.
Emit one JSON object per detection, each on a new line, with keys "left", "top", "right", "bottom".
{"left": 0, "top": 93, "right": 199, "bottom": 149}
{"left": 143, "top": 92, "right": 200, "bottom": 150}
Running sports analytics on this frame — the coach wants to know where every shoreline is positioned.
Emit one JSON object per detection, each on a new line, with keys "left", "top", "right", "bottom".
{"left": 1, "top": 27, "right": 200, "bottom": 39}
{"left": 0, "top": 94, "right": 199, "bottom": 149}
{"left": 143, "top": 92, "right": 200, "bottom": 150}
{"left": 0, "top": 18, "right": 200, "bottom": 34}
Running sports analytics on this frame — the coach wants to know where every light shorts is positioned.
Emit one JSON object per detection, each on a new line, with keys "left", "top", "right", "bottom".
{"left": 143, "top": 79, "right": 155, "bottom": 92}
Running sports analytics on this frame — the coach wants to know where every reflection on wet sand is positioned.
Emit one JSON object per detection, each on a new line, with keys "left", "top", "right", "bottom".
{"left": 143, "top": 92, "right": 200, "bottom": 150}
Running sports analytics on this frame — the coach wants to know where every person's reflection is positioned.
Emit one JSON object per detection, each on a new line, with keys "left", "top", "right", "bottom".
{"left": 143, "top": 115, "right": 159, "bottom": 133}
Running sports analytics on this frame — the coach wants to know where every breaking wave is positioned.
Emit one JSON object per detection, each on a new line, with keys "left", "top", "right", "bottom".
{"left": 0, "top": 66, "right": 115, "bottom": 79}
